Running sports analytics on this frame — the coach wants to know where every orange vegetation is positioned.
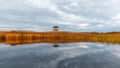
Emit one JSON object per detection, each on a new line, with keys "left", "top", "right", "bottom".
{"left": 0, "top": 30, "right": 120, "bottom": 45}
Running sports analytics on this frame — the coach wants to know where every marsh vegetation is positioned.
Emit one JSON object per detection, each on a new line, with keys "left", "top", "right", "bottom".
{"left": 0, "top": 31, "right": 120, "bottom": 45}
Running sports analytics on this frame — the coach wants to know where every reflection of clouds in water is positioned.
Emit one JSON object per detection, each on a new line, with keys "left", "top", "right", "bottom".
{"left": 113, "top": 53, "right": 120, "bottom": 58}
{"left": 79, "top": 45, "right": 89, "bottom": 48}
{"left": 111, "top": 47, "right": 120, "bottom": 58}
{"left": 0, "top": 43, "right": 120, "bottom": 68}
{"left": 56, "top": 53, "right": 120, "bottom": 68}
{"left": 49, "top": 43, "right": 108, "bottom": 68}
{"left": 0, "top": 45, "right": 10, "bottom": 48}
{"left": 55, "top": 43, "right": 120, "bottom": 68}
{"left": 0, "top": 45, "right": 60, "bottom": 68}
{"left": 96, "top": 44, "right": 104, "bottom": 47}
{"left": 0, "top": 44, "right": 11, "bottom": 47}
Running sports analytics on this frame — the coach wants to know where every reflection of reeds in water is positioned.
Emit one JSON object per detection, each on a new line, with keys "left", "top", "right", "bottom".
{"left": 0, "top": 31, "right": 120, "bottom": 46}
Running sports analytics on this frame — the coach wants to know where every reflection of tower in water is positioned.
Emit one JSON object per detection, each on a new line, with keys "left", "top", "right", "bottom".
{"left": 53, "top": 43, "right": 59, "bottom": 47}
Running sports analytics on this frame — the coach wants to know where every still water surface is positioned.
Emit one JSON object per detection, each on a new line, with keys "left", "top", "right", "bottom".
{"left": 0, "top": 42, "right": 120, "bottom": 68}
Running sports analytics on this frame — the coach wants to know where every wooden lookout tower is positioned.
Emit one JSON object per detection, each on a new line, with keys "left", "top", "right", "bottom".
{"left": 53, "top": 26, "right": 59, "bottom": 32}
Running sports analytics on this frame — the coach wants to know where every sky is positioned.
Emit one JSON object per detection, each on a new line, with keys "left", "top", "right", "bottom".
{"left": 0, "top": 0, "right": 120, "bottom": 32}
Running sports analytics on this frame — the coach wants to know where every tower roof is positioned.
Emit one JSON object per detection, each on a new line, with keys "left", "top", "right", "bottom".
{"left": 53, "top": 26, "right": 59, "bottom": 28}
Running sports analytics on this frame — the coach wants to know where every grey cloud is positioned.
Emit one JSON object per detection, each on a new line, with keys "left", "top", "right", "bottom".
{"left": 0, "top": 0, "right": 120, "bottom": 31}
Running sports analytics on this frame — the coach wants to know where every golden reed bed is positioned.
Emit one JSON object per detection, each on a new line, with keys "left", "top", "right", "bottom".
{"left": 0, "top": 31, "right": 120, "bottom": 46}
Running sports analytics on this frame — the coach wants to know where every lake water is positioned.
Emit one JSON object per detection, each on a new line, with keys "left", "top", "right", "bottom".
{"left": 0, "top": 42, "right": 120, "bottom": 68}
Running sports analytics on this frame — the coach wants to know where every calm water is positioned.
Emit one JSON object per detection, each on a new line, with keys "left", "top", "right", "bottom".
{"left": 0, "top": 42, "right": 120, "bottom": 68}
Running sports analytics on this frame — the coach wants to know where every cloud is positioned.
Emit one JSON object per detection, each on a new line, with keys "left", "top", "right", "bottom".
{"left": 112, "top": 14, "right": 120, "bottom": 20}
{"left": 0, "top": 0, "right": 120, "bottom": 31}
{"left": 78, "top": 23, "right": 89, "bottom": 29}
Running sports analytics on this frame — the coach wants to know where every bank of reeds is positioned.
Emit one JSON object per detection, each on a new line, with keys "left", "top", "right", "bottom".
{"left": 0, "top": 31, "right": 120, "bottom": 45}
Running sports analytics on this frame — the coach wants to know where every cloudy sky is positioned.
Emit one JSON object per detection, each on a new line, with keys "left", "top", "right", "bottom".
{"left": 0, "top": 0, "right": 120, "bottom": 32}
